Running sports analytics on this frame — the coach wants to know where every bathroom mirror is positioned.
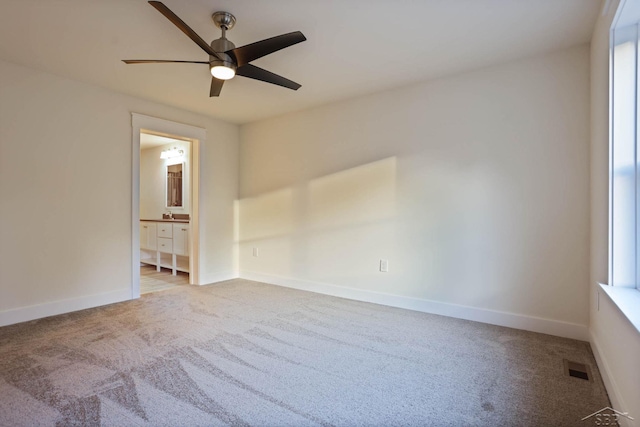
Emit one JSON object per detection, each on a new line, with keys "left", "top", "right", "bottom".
{"left": 166, "top": 163, "right": 184, "bottom": 208}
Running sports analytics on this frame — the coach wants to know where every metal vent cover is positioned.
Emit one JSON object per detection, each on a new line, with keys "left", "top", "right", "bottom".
{"left": 563, "top": 359, "right": 591, "bottom": 381}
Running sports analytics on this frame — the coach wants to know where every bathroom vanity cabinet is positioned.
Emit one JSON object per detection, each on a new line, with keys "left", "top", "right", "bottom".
{"left": 140, "top": 220, "right": 189, "bottom": 275}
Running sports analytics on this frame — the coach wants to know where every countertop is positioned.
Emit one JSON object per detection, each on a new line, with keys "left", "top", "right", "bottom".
{"left": 141, "top": 219, "right": 190, "bottom": 223}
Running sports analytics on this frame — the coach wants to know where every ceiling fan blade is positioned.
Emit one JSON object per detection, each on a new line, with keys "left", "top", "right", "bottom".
{"left": 228, "top": 31, "right": 306, "bottom": 67}
{"left": 148, "top": 1, "right": 222, "bottom": 60}
{"left": 236, "top": 64, "right": 301, "bottom": 90}
{"left": 210, "top": 77, "right": 224, "bottom": 97}
{"left": 122, "top": 60, "right": 208, "bottom": 64}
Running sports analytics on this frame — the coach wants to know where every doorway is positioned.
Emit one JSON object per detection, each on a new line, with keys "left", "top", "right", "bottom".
{"left": 139, "top": 132, "right": 191, "bottom": 293}
{"left": 131, "top": 113, "right": 204, "bottom": 298}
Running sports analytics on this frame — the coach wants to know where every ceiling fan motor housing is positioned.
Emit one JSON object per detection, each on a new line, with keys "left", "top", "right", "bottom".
{"left": 210, "top": 38, "right": 236, "bottom": 71}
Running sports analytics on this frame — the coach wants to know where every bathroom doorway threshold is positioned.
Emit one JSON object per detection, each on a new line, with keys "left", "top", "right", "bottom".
{"left": 140, "top": 265, "right": 189, "bottom": 294}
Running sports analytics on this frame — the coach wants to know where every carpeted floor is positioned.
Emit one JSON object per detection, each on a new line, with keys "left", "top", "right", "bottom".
{"left": 0, "top": 279, "right": 609, "bottom": 426}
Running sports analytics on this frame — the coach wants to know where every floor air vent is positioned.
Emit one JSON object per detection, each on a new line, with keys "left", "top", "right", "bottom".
{"left": 563, "top": 359, "right": 591, "bottom": 381}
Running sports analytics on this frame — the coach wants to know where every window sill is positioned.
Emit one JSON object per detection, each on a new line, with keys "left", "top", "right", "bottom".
{"left": 598, "top": 283, "right": 640, "bottom": 334}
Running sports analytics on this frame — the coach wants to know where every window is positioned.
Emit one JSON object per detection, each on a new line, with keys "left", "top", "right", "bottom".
{"left": 610, "top": 22, "right": 639, "bottom": 289}
{"left": 604, "top": 0, "right": 640, "bottom": 333}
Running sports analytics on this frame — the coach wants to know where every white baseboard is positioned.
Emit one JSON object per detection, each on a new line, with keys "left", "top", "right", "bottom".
{"left": 240, "top": 271, "right": 589, "bottom": 341}
{"left": 198, "top": 271, "right": 239, "bottom": 286}
{"left": 589, "top": 331, "right": 633, "bottom": 426}
{"left": 0, "top": 288, "right": 132, "bottom": 327}
{"left": 1, "top": 272, "right": 589, "bottom": 341}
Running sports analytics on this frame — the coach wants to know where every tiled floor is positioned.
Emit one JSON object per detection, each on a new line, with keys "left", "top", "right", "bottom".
{"left": 140, "top": 264, "right": 189, "bottom": 294}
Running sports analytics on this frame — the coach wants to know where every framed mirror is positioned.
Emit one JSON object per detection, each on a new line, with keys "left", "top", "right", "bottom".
{"left": 166, "top": 162, "right": 184, "bottom": 208}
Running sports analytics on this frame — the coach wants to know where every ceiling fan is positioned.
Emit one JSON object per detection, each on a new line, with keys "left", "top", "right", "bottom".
{"left": 123, "top": 1, "right": 306, "bottom": 97}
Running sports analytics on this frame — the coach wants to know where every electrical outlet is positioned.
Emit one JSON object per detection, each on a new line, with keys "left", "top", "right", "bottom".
{"left": 253, "top": 247, "right": 259, "bottom": 257}
{"left": 380, "top": 259, "right": 389, "bottom": 272}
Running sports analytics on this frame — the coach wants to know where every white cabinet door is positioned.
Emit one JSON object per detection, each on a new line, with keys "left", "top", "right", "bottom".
{"left": 173, "top": 223, "right": 189, "bottom": 256}
{"left": 140, "top": 222, "right": 157, "bottom": 250}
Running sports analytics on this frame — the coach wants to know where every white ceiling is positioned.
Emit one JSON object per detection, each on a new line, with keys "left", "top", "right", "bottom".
{"left": 140, "top": 133, "right": 183, "bottom": 150}
{"left": 0, "top": 0, "right": 601, "bottom": 125}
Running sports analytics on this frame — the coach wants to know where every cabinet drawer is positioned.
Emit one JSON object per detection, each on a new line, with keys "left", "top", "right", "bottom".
{"left": 157, "top": 237, "right": 173, "bottom": 253}
{"left": 157, "top": 224, "right": 173, "bottom": 238}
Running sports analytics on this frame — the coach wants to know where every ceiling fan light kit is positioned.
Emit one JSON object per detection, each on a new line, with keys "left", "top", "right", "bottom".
{"left": 122, "top": 1, "right": 306, "bottom": 97}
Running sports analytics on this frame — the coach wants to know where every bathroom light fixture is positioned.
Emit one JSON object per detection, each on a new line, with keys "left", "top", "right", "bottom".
{"left": 160, "top": 147, "right": 184, "bottom": 159}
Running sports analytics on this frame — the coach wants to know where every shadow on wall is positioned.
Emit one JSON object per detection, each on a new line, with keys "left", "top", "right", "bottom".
{"left": 235, "top": 149, "right": 578, "bottom": 321}
{"left": 237, "top": 157, "right": 397, "bottom": 286}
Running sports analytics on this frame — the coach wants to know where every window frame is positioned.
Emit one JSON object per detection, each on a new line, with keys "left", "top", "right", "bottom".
{"left": 609, "top": 19, "right": 640, "bottom": 292}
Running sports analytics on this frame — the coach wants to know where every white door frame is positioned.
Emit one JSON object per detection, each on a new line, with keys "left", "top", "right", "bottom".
{"left": 131, "top": 113, "right": 204, "bottom": 298}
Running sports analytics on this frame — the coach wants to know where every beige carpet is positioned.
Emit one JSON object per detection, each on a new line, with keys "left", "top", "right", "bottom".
{"left": 0, "top": 279, "right": 610, "bottom": 426}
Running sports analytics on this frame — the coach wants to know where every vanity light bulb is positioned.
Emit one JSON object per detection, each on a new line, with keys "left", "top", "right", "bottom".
{"left": 159, "top": 148, "right": 184, "bottom": 160}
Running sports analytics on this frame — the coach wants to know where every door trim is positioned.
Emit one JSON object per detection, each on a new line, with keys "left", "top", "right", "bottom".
{"left": 131, "top": 113, "right": 205, "bottom": 298}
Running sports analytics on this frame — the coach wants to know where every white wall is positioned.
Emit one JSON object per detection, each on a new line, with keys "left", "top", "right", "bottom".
{"left": 140, "top": 140, "right": 191, "bottom": 219}
{"left": 239, "top": 45, "right": 591, "bottom": 340}
{"left": 589, "top": 0, "right": 640, "bottom": 422}
{"left": 0, "top": 58, "right": 239, "bottom": 325}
